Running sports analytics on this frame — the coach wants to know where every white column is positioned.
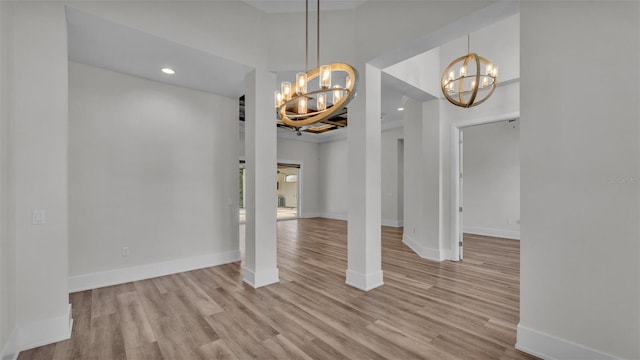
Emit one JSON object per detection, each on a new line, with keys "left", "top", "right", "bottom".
{"left": 243, "top": 69, "right": 279, "bottom": 288}
{"left": 346, "top": 63, "right": 383, "bottom": 291}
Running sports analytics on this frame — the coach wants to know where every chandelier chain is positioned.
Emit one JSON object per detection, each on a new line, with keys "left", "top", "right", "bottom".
{"left": 274, "top": 0, "right": 358, "bottom": 129}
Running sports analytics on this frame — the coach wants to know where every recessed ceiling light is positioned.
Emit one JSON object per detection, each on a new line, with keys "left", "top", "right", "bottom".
{"left": 161, "top": 67, "right": 175, "bottom": 75}
{"left": 397, "top": 107, "right": 404, "bottom": 111}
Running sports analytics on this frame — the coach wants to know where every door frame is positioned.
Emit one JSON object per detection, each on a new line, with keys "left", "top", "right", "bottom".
{"left": 277, "top": 159, "right": 303, "bottom": 218}
{"left": 450, "top": 111, "right": 520, "bottom": 261}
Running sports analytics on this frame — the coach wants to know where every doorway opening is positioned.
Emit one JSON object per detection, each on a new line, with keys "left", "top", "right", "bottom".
{"left": 451, "top": 112, "right": 520, "bottom": 260}
{"left": 276, "top": 163, "right": 300, "bottom": 221}
{"left": 238, "top": 161, "right": 301, "bottom": 224}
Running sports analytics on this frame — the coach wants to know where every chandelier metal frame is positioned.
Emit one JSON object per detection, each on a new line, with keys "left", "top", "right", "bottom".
{"left": 274, "top": 0, "right": 358, "bottom": 129}
{"left": 441, "top": 35, "right": 498, "bottom": 108}
{"left": 278, "top": 63, "right": 357, "bottom": 127}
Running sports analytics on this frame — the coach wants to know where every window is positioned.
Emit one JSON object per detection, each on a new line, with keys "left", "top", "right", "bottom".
{"left": 284, "top": 174, "right": 297, "bottom": 183}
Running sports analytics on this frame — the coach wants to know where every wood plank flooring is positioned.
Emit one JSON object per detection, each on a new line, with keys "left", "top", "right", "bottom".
{"left": 18, "top": 218, "right": 537, "bottom": 360}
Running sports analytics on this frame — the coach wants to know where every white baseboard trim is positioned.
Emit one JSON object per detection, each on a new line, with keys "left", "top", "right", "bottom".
{"left": 464, "top": 226, "right": 520, "bottom": 240}
{"left": 243, "top": 267, "right": 279, "bottom": 288}
{"left": 1, "top": 328, "right": 19, "bottom": 360}
{"left": 345, "top": 269, "right": 384, "bottom": 291}
{"left": 402, "top": 234, "right": 443, "bottom": 262}
{"left": 299, "top": 212, "right": 323, "bottom": 219}
{"left": 516, "top": 324, "right": 620, "bottom": 360}
{"left": 16, "top": 304, "right": 73, "bottom": 354}
{"left": 69, "top": 250, "right": 241, "bottom": 292}
{"left": 318, "top": 212, "right": 347, "bottom": 221}
{"left": 441, "top": 249, "right": 455, "bottom": 261}
{"left": 381, "top": 218, "right": 403, "bottom": 227}
{"left": 299, "top": 214, "right": 404, "bottom": 228}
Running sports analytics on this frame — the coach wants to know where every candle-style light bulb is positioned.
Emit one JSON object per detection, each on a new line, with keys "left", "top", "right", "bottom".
{"left": 295, "top": 73, "right": 307, "bottom": 95}
{"left": 460, "top": 66, "right": 466, "bottom": 77}
{"left": 317, "top": 93, "right": 326, "bottom": 111}
{"left": 333, "top": 85, "right": 343, "bottom": 103}
{"left": 320, "top": 65, "right": 331, "bottom": 89}
{"left": 471, "top": 79, "right": 476, "bottom": 90}
{"left": 449, "top": 71, "right": 455, "bottom": 81}
{"left": 281, "top": 81, "right": 292, "bottom": 101}
{"left": 482, "top": 77, "right": 489, "bottom": 88}
{"left": 298, "top": 97, "right": 307, "bottom": 114}
{"left": 486, "top": 64, "right": 493, "bottom": 76}
{"left": 492, "top": 66, "right": 498, "bottom": 77}
{"left": 274, "top": 91, "right": 283, "bottom": 108}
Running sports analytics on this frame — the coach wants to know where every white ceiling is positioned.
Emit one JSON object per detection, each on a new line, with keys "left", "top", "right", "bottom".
{"left": 242, "top": 0, "right": 368, "bottom": 14}
{"left": 67, "top": 7, "right": 252, "bottom": 99}
{"left": 66, "top": 2, "right": 509, "bottom": 143}
{"left": 66, "top": 4, "right": 415, "bottom": 143}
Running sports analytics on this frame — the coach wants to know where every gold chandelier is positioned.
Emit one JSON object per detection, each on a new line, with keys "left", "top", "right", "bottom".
{"left": 274, "top": 0, "right": 357, "bottom": 128}
{"left": 441, "top": 35, "right": 498, "bottom": 108}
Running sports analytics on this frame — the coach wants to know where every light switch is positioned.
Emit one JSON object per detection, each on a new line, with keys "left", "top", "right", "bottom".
{"left": 32, "top": 209, "right": 45, "bottom": 225}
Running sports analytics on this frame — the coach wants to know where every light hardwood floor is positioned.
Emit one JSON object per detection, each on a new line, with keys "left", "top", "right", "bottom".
{"left": 18, "top": 218, "right": 537, "bottom": 360}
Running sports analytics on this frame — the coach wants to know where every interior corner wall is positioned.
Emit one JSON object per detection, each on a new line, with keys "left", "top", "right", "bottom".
{"left": 401, "top": 99, "right": 423, "bottom": 246}
{"left": 402, "top": 98, "right": 442, "bottom": 260}
{"left": 318, "top": 139, "right": 348, "bottom": 220}
{"left": 68, "top": 62, "right": 239, "bottom": 287}
{"left": 381, "top": 127, "right": 404, "bottom": 227}
{"left": 462, "top": 120, "right": 520, "bottom": 240}
{"left": 518, "top": 2, "right": 639, "bottom": 359}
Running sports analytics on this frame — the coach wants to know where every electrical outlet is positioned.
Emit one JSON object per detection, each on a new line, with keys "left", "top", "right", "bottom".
{"left": 122, "top": 247, "right": 129, "bottom": 257}
{"left": 32, "top": 209, "right": 45, "bottom": 225}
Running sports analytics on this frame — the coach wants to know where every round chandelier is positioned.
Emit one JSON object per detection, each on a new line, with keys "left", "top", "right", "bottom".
{"left": 274, "top": 0, "right": 357, "bottom": 129}
{"left": 441, "top": 35, "right": 498, "bottom": 108}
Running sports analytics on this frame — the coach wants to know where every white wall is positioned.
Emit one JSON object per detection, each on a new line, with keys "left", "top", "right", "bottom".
{"left": 383, "top": 48, "right": 441, "bottom": 98}
{"left": 0, "top": 1, "right": 16, "bottom": 357}
{"left": 355, "top": 1, "right": 491, "bottom": 63}
{"left": 5, "top": 2, "right": 72, "bottom": 352}
{"left": 439, "top": 14, "right": 520, "bottom": 84}
{"left": 319, "top": 139, "right": 348, "bottom": 220}
{"left": 518, "top": 2, "right": 639, "bottom": 359}
{"left": 69, "top": 1, "right": 267, "bottom": 70}
{"left": 381, "top": 127, "right": 404, "bottom": 226}
{"left": 318, "top": 127, "right": 404, "bottom": 226}
{"left": 68, "top": 62, "right": 239, "bottom": 286}
{"left": 402, "top": 98, "right": 442, "bottom": 259}
{"left": 267, "top": 9, "right": 356, "bottom": 72}
{"left": 463, "top": 120, "right": 520, "bottom": 239}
